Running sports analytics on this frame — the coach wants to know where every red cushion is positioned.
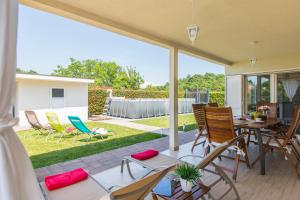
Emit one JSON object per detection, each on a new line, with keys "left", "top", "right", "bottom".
{"left": 131, "top": 149, "right": 159, "bottom": 160}
{"left": 45, "top": 168, "right": 88, "bottom": 191}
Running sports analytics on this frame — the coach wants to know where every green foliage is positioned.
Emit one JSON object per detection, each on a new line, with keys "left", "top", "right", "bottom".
{"left": 16, "top": 68, "right": 38, "bottom": 74}
{"left": 113, "top": 66, "right": 144, "bottom": 89}
{"left": 209, "top": 91, "right": 225, "bottom": 106}
{"left": 179, "top": 73, "right": 224, "bottom": 92}
{"left": 52, "top": 58, "right": 144, "bottom": 89}
{"left": 88, "top": 89, "right": 107, "bottom": 115}
{"left": 174, "top": 162, "right": 202, "bottom": 183}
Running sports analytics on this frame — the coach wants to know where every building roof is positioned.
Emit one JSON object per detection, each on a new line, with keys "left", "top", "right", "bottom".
{"left": 16, "top": 73, "right": 94, "bottom": 83}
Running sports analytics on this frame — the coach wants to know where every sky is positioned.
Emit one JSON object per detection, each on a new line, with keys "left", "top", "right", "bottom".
{"left": 17, "top": 5, "right": 224, "bottom": 86}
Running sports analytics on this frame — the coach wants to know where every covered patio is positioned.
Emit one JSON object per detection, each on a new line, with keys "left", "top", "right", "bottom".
{"left": 1, "top": 0, "right": 300, "bottom": 199}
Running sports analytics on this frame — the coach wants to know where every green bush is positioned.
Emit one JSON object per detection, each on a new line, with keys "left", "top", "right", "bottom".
{"left": 88, "top": 88, "right": 224, "bottom": 115}
{"left": 209, "top": 91, "right": 225, "bottom": 106}
{"left": 88, "top": 89, "right": 107, "bottom": 115}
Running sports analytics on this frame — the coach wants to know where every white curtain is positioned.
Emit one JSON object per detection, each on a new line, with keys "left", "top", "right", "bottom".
{"left": 0, "top": 0, "right": 43, "bottom": 199}
{"left": 282, "top": 79, "right": 299, "bottom": 102}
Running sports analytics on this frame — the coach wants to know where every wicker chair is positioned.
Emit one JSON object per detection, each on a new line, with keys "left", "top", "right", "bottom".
{"left": 204, "top": 107, "right": 250, "bottom": 181}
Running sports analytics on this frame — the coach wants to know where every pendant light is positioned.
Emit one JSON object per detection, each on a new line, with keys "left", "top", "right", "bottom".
{"left": 187, "top": 0, "right": 199, "bottom": 45}
{"left": 249, "top": 41, "right": 259, "bottom": 66}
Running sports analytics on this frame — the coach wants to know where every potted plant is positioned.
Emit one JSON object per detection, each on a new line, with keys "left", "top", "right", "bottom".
{"left": 174, "top": 163, "right": 202, "bottom": 192}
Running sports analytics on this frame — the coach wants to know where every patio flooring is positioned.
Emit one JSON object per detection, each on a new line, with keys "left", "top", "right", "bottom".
{"left": 93, "top": 138, "right": 300, "bottom": 200}
{"left": 35, "top": 130, "right": 196, "bottom": 181}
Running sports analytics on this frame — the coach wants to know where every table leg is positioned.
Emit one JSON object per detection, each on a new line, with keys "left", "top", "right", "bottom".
{"left": 256, "top": 128, "right": 265, "bottom": 175}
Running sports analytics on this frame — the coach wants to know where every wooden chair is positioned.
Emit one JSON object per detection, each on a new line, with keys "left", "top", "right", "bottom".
{"left": 191, "top": 104, "right": 207, "bottom": 152}
{"left": 208, "top": 102, "right": 219, "bottom": 107}
{"left": 253, "top": 106, "right": 300, "bottom": 177}
{"left": 204, "top": 107, "right": 250, "bottom": 181}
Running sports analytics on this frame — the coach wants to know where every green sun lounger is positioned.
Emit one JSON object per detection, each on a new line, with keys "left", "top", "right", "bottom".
{"left": 68, "top": 116, "right": 112, "bottom": 141}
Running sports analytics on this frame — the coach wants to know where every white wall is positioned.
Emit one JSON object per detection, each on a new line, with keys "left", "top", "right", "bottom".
{"left": 225, "top": 75, "right": 244, "bottom": 116}
{"left": 15, "top": 79, "right": 89, "bottom": 126}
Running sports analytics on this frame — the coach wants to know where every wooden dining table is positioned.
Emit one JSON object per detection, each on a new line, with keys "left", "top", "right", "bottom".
{"left": 234, "top": 118, "right": 280, "bottom": 175}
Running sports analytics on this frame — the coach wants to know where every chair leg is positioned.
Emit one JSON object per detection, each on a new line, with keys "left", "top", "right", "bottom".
{"left": 121, "top": 159, "right": 125, "bottom": 173}
{"left": 151, "top": 193, "right": 159, "bottom": 200}
{"left": 191, "top": 132, "right": 203, "bottom": 152}
{"left": 204, "top": 145, "right": 211, "bottom": 157}
{"left": 247, "top": 133, "right": 251, "bottom": 146}
{"left": 241, "top": 140, "right": 251, "bottom": 168}
{"left": 58, "top": 132, "right": 64, "bottom": 143}
{"left": 210, "top": 162, "right": 241, "bottom": 200}
{"left": 232, "top": 154, "right": 240, "bottom": 181}
{"left": 125, "top": 159, "right": 135, "bottom": 179}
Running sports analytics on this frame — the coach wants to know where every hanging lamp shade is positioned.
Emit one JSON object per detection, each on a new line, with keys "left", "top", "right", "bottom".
{"left": 187, "top": 25, "right": 199, "bottom": 45}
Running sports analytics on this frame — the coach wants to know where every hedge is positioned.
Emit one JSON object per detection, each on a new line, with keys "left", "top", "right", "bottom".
{"left": 88, "top": 88, "right": 224, "bottom": 115}
{"left": 209, "top": 91, "right": 225, "bottom": 106}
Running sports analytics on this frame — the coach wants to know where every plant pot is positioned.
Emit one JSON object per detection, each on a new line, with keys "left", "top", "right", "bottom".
{"left": 180, "top": 179, "right": 193, "bottom": 192}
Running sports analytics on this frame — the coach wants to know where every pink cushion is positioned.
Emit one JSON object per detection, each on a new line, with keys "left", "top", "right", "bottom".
{"left": 131, "top": 149, "right": 159, "bottom": 160}
{"left": 66, "top": 127, "right": 76, "bottom": 133}
{"left": 45, "top": 168, "right": 88, "bottom": 191}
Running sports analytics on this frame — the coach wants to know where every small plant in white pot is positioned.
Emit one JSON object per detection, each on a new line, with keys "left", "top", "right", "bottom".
{"left": 174, "top": 162, "right": 202, "bottom": 192}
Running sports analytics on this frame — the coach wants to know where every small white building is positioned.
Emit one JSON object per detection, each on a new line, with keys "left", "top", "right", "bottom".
{"left": 13, "top": 74, "right": 94, "bottom": 126}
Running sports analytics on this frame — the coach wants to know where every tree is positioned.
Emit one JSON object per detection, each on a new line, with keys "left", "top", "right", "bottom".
{"left": 113, "top": 66, "right": 144, "bottom": 89}
{"left": 16, "top": 68, "right": 38, "bottom": 74}
{"left": 52, "top": 58, "right": 144, "bottom": 89}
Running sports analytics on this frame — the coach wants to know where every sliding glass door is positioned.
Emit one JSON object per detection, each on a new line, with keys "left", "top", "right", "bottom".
{"left": 245, "top": 75, "right": 270, "bottom": 112}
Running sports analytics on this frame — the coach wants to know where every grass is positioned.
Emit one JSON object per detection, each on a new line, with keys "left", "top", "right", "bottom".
{"left": 133, "top": 114, "right": 197, "bottom": 132}
{"left": 17, "top": 122, "right": 163, "bottom": 168}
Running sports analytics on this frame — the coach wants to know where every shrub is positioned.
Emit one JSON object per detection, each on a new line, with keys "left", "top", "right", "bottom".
{"left": 209, "top": 91, "right": 225, "bottom": 106}
{"left": 88, "top": 87, "right": 225, "bottom": 115}
{"left": 88, "top": 89, "right": 107, "bottom": 115}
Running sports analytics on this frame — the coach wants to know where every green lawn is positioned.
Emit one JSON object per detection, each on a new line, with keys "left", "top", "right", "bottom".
{"left": 133, "top": 114, "right": 197, "bottom": 132}
{"left": 17, "top": 122, "right": 162, "bottom": 168}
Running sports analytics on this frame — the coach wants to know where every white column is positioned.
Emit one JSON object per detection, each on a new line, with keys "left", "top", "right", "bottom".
{"left": 270, "top": 74, "right": 277, "bottom": 103}
{"left": 169, "top": 47, "right": 179, "bottom": 151}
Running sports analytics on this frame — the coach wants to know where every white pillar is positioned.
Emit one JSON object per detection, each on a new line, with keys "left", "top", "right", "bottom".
{"left": 270, "top": 74, "right": 277, "bottom": 103}
{"left": 169, "top": 47, "right": 179, "bottom": 151}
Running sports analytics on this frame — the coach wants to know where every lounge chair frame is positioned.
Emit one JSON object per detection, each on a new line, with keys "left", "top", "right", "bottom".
{"left": 121, "top": 136, "right": 243, "bottom": 200}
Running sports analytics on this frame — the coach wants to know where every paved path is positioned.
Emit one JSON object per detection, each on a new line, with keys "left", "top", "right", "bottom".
{"left": 35, "top": 131, "right": 196, "bottom": 181}
{"left": 102, "top": 118, "right": 161, "bottom": 132}
{"left": 102, "top": 117, "right": 184, "bottom": 135}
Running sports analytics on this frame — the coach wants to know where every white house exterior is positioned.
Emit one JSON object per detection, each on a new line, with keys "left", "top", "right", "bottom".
{"left": 14, "top": 74, "right": 94, "bottom": 126}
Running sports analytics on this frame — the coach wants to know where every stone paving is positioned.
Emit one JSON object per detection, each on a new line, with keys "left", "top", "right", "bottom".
{"left": 35, "top": 131, "right": 196, "bottom": 181}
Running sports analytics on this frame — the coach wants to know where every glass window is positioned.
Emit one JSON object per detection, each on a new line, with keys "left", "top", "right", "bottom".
{"left": 246, "top": 75, "right": 270, "bottom": 112}
{"left": 52, "top": 88, "right": 64, "bottom": 98}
